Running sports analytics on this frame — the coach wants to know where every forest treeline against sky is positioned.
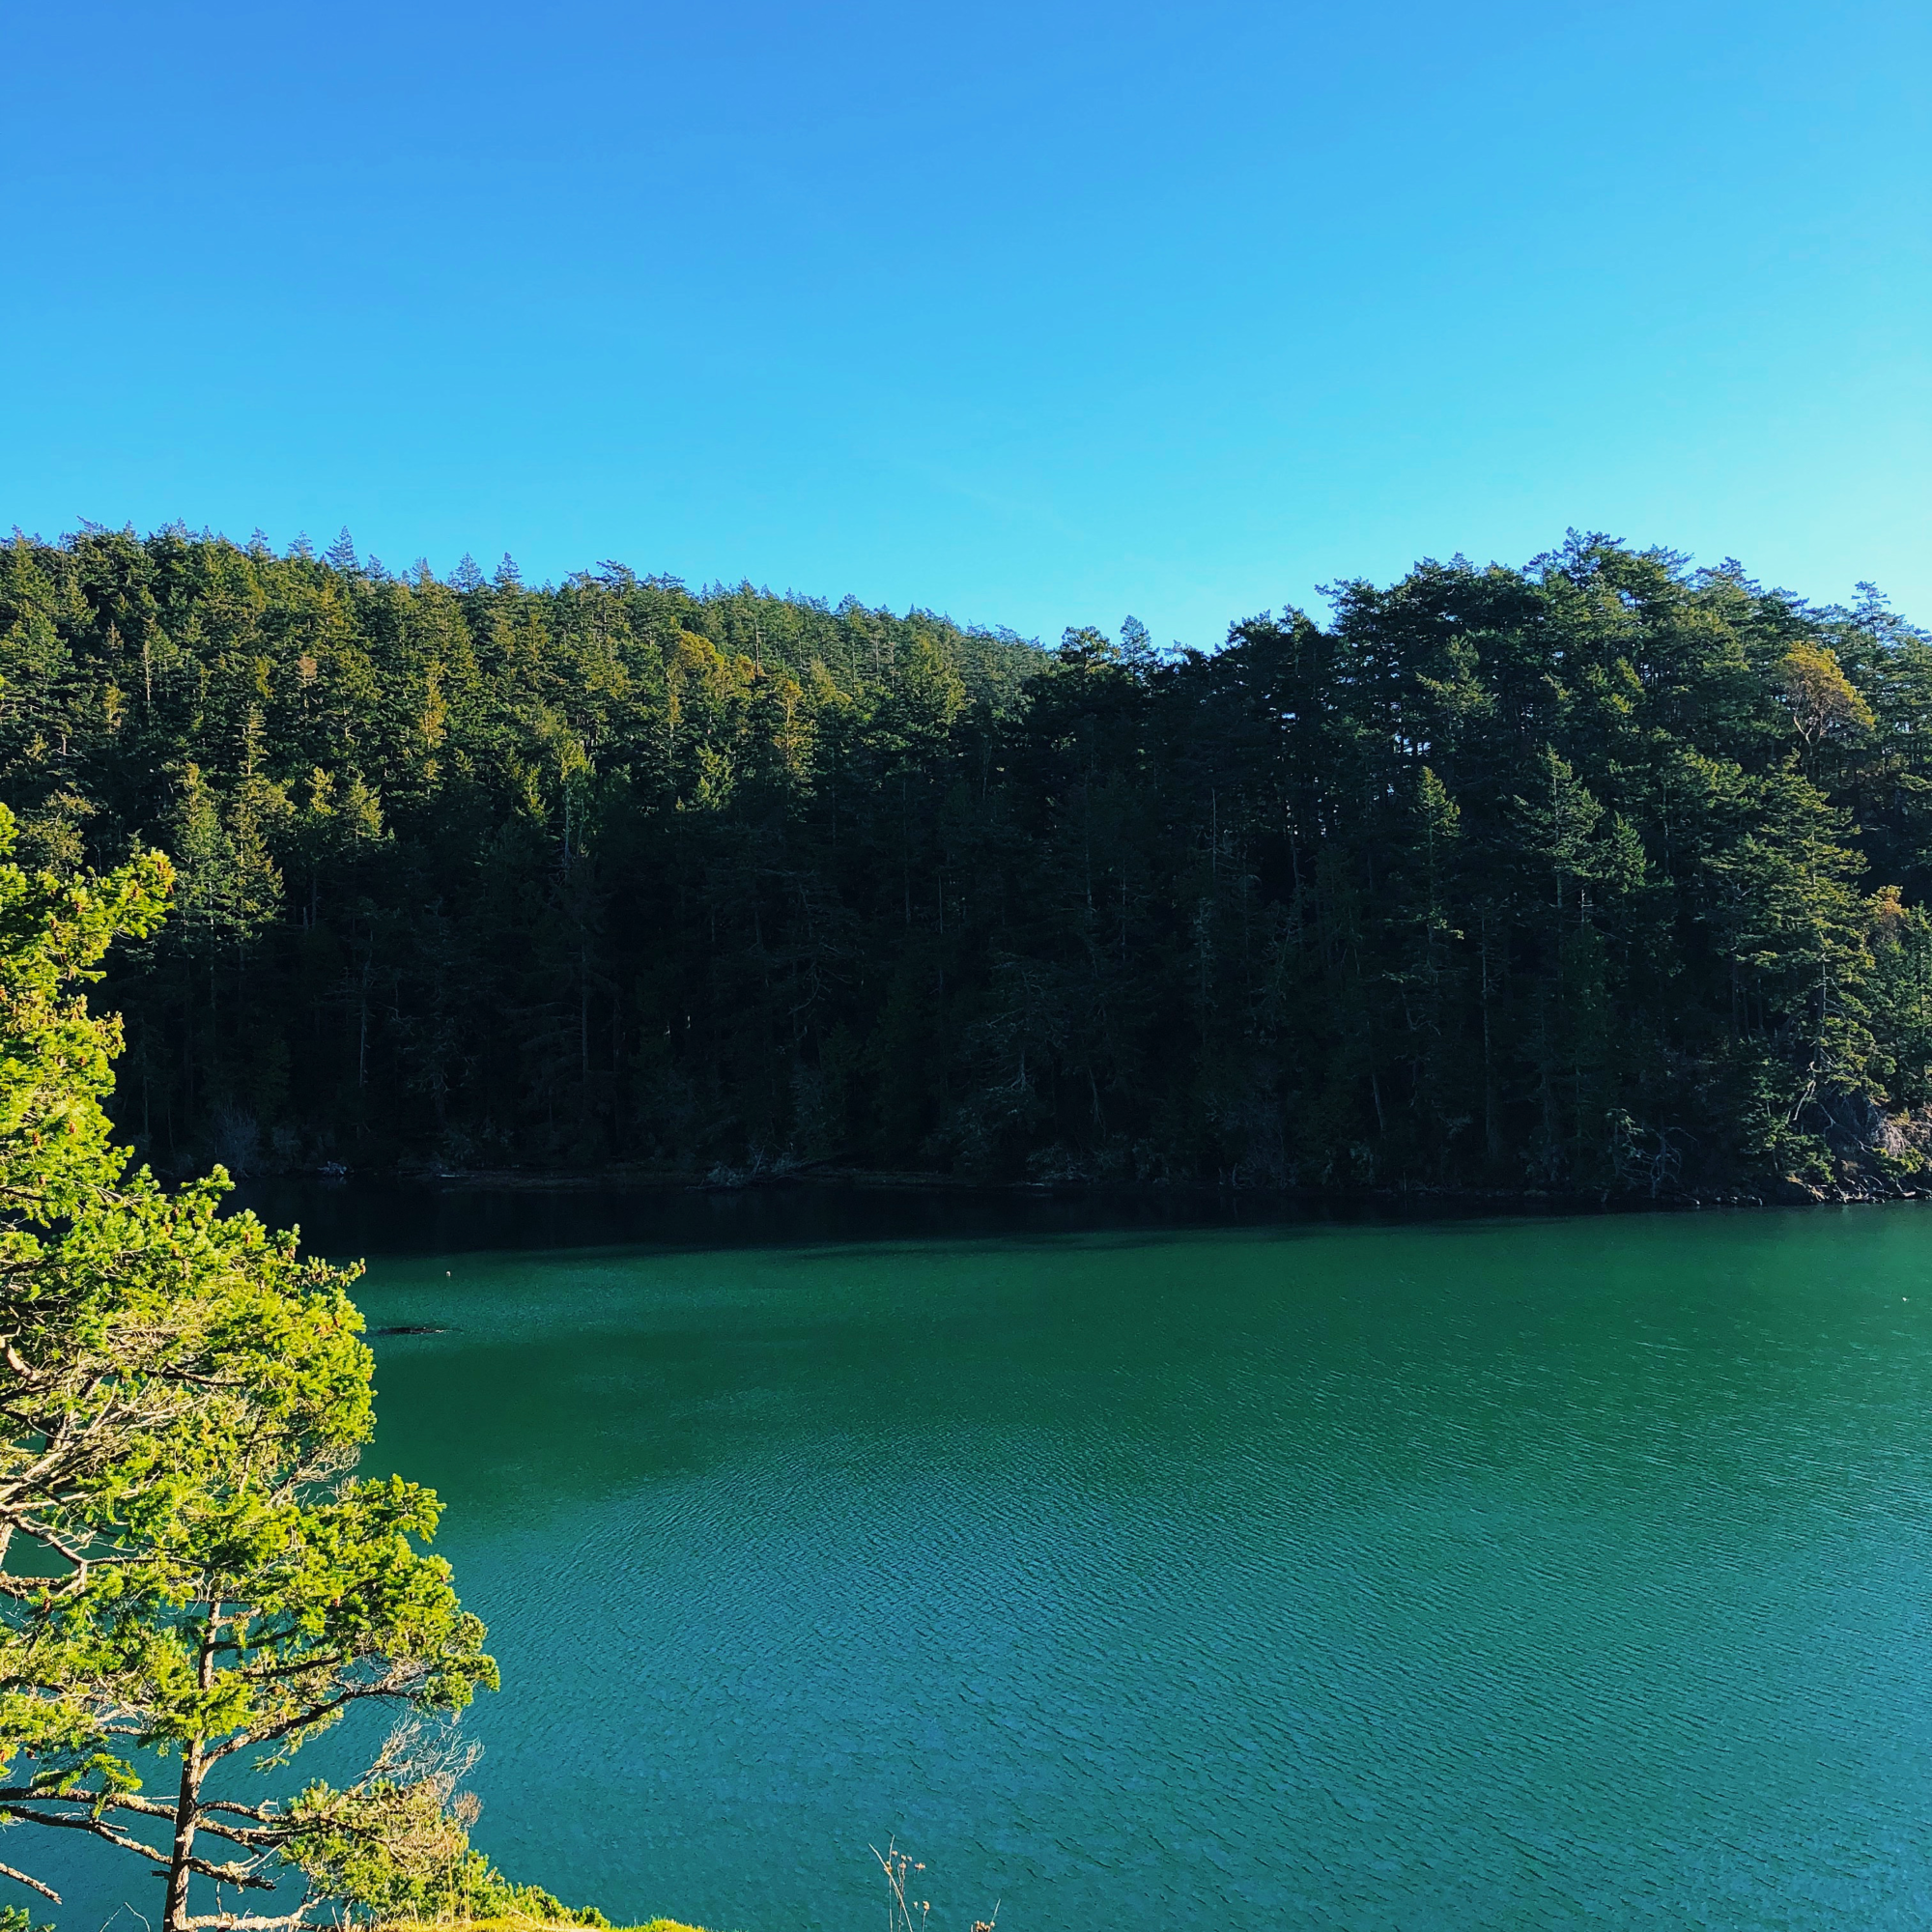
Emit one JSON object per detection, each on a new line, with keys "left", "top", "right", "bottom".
{"left": 3, "top": 524, "right": 1930, "bottom": 1197}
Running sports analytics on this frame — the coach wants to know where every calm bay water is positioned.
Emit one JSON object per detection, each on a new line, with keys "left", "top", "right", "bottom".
{"left": 47, "top": 1193, "right": 1932, "bottom": 1930}
{"left": 325, "top": 1196, "right": 1932, "bottom": 1931}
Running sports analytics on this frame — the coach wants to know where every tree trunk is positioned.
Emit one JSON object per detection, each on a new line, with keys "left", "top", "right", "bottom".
{"left": 358, "top": 950, "right": 372, "bottom": 1089}
{"left": 164, "top": 1605, "right": 223, "bottom": 1931}
{"left": 1481, "top": 910, "right": 1501, "bottom": 1163}
{"left": 162, "top": 1746, "right": 203, "bottom": 1932}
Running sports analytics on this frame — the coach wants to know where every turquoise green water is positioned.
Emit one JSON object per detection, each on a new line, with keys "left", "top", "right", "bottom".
{"left": 330, "top": 1201, "right": 1932, "bottom": 1930}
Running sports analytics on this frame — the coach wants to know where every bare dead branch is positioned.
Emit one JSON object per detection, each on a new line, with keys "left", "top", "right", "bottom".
{"left": 0, "top": 1858, "right": 60, "bottom": 1902}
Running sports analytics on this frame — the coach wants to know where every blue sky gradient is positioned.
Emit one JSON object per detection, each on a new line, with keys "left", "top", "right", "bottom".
{"left": 6, "top": 0, "right": 1927, "bottom": 645}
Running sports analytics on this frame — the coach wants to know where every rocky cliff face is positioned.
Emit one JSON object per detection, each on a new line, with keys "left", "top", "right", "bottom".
{"left": 1767, "top": 1089, "right": 1932, "bottom": 1203}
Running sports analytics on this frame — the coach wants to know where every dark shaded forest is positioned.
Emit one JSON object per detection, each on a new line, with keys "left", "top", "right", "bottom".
{"left": 5, "top": 523, "right": 1932, "bottom": 1199}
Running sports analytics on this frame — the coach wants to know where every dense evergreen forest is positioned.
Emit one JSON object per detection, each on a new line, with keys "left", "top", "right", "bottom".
{"left": 4, "top": 523, "right": 1931, "bottom": 1199}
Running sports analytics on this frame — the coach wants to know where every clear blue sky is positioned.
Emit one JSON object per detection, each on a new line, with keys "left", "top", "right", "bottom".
{"left": 6, "top": 0, "right": 1926, "bottom": 647}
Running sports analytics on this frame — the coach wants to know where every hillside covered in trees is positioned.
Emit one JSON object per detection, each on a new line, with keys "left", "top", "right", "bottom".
{"left": 3, "top": 523, "right": 1930, "bottom": 1200}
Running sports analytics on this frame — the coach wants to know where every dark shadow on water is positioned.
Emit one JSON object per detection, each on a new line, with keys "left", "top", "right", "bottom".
{"left": 227, "top": 1176, "right": 1603, "bottom": 1262}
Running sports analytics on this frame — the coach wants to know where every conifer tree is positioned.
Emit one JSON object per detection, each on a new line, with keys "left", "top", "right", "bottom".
{"left": 0, "top": 807, "right": 580, "bottom": 1930}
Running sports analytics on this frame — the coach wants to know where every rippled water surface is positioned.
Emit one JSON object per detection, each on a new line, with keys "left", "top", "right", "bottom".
{"left": 220, "top": 1200, "right": 1932, "bottom": 1925}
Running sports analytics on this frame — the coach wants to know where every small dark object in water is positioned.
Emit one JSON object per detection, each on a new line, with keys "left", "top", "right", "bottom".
{"left": 373, "top": 1323, "right": 448, "bottom": 1336}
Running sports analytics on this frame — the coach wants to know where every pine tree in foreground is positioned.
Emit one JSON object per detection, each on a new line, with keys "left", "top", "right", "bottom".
{"left": 0, "top": 810, "right": 600, "bottom": 1930}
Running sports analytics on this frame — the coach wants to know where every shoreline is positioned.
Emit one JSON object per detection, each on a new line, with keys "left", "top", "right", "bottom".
{"left": 225, "top": 1159, "right": 1932, "bottom": 1214}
